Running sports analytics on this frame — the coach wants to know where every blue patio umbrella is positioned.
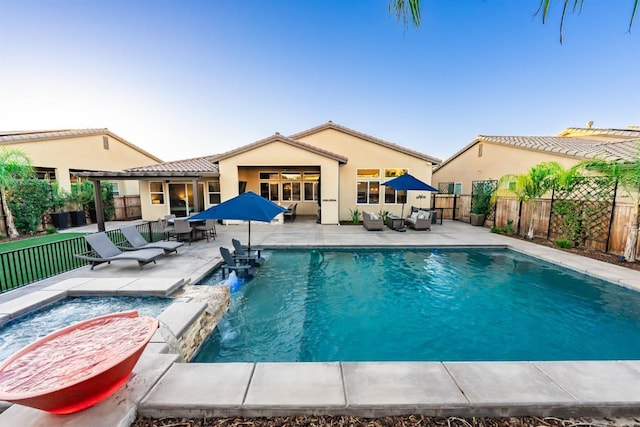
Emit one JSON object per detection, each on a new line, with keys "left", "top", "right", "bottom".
{"left": 189, "top": 191, "right": 286, "bottom": 250}
{"left": 382, "top": 173, "right": 439, "bottom": 218}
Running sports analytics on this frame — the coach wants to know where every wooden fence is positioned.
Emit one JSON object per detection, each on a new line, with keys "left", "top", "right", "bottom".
{"left": 113, "top": 195, "right": 142, "bottom": 221}
{"left": 492, "top": 197, "right": 638, "bottom": 256}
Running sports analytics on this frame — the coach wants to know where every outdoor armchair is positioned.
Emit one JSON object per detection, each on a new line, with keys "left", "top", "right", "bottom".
{"left": 362, "top": 211, "right": 384, "bottom": 231}
{"left": 220, "top": 247, "right": 256, "bottom": 278}
{"left": 74, "top": 232, "right": 164, "bottom": 270}
{"left": 193, "top": 219, "right": 217, "bottom": 242}
{"left": 232, "top": 238, "right": 265, "bottom": 266}
{"left": 173, "top": 219, "right": 194, "bottom": 245}
{"left": 405, "top": 210, "right": 432, "bottom": 231}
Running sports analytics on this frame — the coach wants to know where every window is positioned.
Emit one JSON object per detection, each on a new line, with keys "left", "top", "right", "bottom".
{"left": 34, "top": 167, "right": 56, "bottom": 180}
{"left": 149, "top": 181, "right": 165, "bottom": 204}
{"left": 478, "top": 143, "right": 483, "bottom": 157}
{"left": 281, "top": 171, "right": 301, "bottom": 202}
{"left": 303, "top": 172, "right": 319, "bottom": 201}
{"left": 439, "top": 182, "right": 463, "bottom": 194}
{"left": 103, "top": 136, "right": 109, "bottom": 150}
{"left": 356, "top": 169, "right": 380, "bottom": 204}
{"left": 208, "top": 180, "right": 221, "bottom": 204}
{"left": 260, "top": 182, "right": 279, "bottom": 201}
{"left": 383, "top": 168, "right": 408, "bottom": 204}
{"left": 108, "top": 182, "right": 120, "bottom": 196}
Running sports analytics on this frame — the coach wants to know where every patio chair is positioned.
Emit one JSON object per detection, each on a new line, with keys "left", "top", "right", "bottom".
{"left": 283, "top": 203, "right": 297, "bottom": 222}
{"left": 193, "top": 219, "right": 217, "bottom": 242}
{"left": 405, "top": 210, "right": 432, "bottom": 231}
{"left": 362, "top": 211, "right": 384, "bottom": 231}
{"left": 232, "top": 238, "right": 265, "bottom": 266}
{"left": 160, "top": 217, "right": 176, "bottom": 241}
{"left": 174, "top": 219, "right": 194, "bottom": 245}
{"left": 220, "top": 247, "right": 256, "bottom": 278}
{"left": 74, "top": 232, "right": 164, "bottom": 270}
{"left": 120, "top": 225, "right": 184, "bottom": 255}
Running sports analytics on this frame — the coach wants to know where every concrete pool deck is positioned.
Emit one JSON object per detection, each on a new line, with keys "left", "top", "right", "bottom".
{"left": 0, "top": 219, "right": 639, "bottom": 425}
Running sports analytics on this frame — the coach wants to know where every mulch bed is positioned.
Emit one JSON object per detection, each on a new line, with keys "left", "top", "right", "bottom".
{"left": 517, "top": 236, "right": 640, "bottom": 272}
{"left": 132, "top": 416, "right": 640, "bottom": 427}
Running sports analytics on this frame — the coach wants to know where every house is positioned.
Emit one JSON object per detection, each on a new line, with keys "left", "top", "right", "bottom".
{"left": 0, "top": 129, "right": 162, "bottom": 195}
{"left": 113, "top": 122, "right": 441, "bottom": 224}
{"left": 432, "top": 124, "right": 640, "bottom": 195}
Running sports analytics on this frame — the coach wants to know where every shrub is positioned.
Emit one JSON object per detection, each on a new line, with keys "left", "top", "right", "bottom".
{"left": 555, "top": 238, "right": 572, "bottom": 248}
{"left": 45, "top": 226, "right": 58, "bottom": 234}
{"left": 378, "top": 210, "right": 391, "bottom": 222}
{"left": 5, "top": 178, "right": 53, "bottom": 235}
{"left": 504, "top": 219, "right": 515, "bottom": 235}
{"left": 348, "top": 208, "right": 361, "bottom": 224}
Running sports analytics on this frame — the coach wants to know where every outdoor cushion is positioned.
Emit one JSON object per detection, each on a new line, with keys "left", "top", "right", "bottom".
{"left": 410, "top": 212, "right": 418, "bottom": 220}
{"left": 370, "top": 212, "right": 379, "bottom": 220}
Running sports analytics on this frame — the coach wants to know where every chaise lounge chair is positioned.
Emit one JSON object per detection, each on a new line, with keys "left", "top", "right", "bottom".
{"left": 120, "top": 225, "right": 184, "bottom": 255}
{"left": 232, "top": 238, "right": 265, "bottom": 266}
{"left": 220, "top": 247, "right": 256, "bottom": 278}
{"left": 74, "top": 232, "right": 164, "bottom": 270}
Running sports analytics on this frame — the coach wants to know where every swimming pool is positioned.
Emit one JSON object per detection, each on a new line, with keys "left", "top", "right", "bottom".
{"left": 0, "top": 296, "right": 172, "bottom": 362}
{"left": 195, "top": 247, "right": 640, "bottom": 362}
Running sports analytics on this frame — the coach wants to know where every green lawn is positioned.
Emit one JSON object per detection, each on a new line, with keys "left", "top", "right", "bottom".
{"left": 0, "top": 232, "right": 87, "bottom": 253}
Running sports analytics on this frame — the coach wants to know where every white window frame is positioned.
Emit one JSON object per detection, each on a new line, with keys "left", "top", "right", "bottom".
{"left": 149, "top": 181, "right": 165, "bottom": 205}
{"left": 356, "top": 168, "right": 381, "bottom": 205}
{"left": 207, "top": 180, "right": 220, "bottom": 205}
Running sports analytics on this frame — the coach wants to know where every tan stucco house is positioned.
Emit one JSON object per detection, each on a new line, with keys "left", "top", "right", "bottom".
{"left": 0, "top": 129, "right": 162, "bottom": 195}
{"left": 432, "top": 125, "right": 640, "bottom": 195}
{"left": 120, "top": 122, "right": 441, "bottom": 224}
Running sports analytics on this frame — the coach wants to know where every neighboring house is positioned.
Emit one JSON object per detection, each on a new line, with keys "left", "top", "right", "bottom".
{"left": 0, "top": 129, "right": 162, "bottom": 195}
{"left": 433, "top": 125, "right": 640, "bottom": 196}
{"left": 105, "top": 122, "right": 441, "bottom": 224}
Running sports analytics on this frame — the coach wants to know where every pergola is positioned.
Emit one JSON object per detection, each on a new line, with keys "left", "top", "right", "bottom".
{"left": 73, "top": 170, "right": 219, "bottom": 232}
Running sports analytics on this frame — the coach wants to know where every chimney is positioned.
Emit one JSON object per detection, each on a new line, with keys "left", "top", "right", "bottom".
{"left": 586, "top": 120, "right": 594, "bottom": 129}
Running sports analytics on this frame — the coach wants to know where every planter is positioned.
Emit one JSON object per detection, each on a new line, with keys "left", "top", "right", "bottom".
{"left": 49, "top": 212, "right": 70, "bottom": 230}
{"left": 69, "top": 211, "right": 86, "bottom": 227}
{"left": 470, "top": 213, "right": 486, "bottom": 226}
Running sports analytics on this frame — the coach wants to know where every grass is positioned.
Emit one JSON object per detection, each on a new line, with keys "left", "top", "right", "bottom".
{"left": 0, "top": 232, "right": 87, "bottom": 253}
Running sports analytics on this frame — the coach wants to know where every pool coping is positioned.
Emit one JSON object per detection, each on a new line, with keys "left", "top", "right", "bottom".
{"left": 1, "top": 221, "right": 639, "bottom": 424}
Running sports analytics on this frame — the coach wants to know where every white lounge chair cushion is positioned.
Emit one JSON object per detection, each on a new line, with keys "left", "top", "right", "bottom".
{"left": 369, "top": 212, "right": 379, "bottom": 220}
{"left": 410, "top": 212, "right": 418, "bottom": 220}
{"left": 417, "top": 210, "right": 428, "bottom": 219}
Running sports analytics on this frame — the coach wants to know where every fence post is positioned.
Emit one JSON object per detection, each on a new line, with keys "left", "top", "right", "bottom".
{"left": 452, "top": 195, "right": 458, "bottom": 221}
{"left": 517, "top": 200, "right": 523, "bottom": 236}
{"left": 148, "top": 221, "right": 154, "bottom": 242}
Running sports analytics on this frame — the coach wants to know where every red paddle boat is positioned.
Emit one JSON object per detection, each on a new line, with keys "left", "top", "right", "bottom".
{"left": 0, "top": 310, "right": 158, "bottom": 414}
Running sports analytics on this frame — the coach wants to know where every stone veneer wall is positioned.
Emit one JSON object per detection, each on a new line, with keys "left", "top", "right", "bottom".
{"left": 173, "top": 284, "right": 230, "bottom": 362}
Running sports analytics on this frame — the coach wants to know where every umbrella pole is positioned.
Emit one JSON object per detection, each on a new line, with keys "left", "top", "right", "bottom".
{"left": 247, "top": 221, "right": 251, "bottom": 252}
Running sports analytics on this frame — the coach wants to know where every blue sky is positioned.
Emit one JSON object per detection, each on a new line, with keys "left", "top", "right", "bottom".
{"left": 0, "top": 0, "right": 638, "bottom": 163}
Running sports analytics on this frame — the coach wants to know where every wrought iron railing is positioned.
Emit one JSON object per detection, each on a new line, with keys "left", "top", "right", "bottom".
{"left": 0, "top": 221, "right": 163, "bottom": 293}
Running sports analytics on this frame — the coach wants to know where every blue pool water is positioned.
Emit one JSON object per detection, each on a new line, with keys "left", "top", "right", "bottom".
{"left": 195, "top": 248, "right": 640, "bottom": 363}
{"left": 0, "top": 296, "right": 172, "bottom": 362}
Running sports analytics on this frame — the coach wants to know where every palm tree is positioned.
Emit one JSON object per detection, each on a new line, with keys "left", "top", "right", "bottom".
{"left": 0, "top": 148, "right": 34, "bottom": 238}
{"left": 578, "top": 151, "right": 640, "bottom": 262}
{"left": 389, "top": 1, "right": 638, "bottom": 43}
{"left": 492, "top": 162, "right": 573, "bottom": 240}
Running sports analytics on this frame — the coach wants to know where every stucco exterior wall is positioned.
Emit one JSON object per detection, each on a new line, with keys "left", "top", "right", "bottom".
{"left": 7, "top": 134, "right": 159, "bottom": 194}
{"left": 297, "top": 129, "right": 435, "bottom": 219}
{"left": 432, "top": 141, "right": 580, "bottom": 195}
{"left": 218, "top": 141, "right": 340, "bottom": 224}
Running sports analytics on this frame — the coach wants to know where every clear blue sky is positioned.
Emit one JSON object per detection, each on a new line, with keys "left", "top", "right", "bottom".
{"left": 1, "top": 0, "right": 638, "bottom": 163}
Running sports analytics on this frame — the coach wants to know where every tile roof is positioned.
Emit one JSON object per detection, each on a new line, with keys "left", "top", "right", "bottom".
{"left": 126, "top": 155, "right": 219, "bottom": 174}
{"left": 289, "top": 121, "right": 442, "bottom": 165}
{"left": 436, "top": 128, "right": 639, "bottom": 171}
{"left": 210, "top": 133, "right": 349, "bottom": 164}
{"left": 477, "top": 135, "right": 639, "bottom": 162}
{"left": 0, "top": 128, "right": 163, "bottom": 162}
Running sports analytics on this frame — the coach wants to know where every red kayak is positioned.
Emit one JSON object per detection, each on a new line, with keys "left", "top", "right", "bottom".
{"left": 0, "top": 310, "right": 158, "bottom": 414}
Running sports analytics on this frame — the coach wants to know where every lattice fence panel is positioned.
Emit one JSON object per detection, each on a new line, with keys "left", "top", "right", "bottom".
{"left": 471, "top": 180, "right": 497, "bottom": 221}
{"left": 549, "top": 176, "right": 617, "bottom": 250}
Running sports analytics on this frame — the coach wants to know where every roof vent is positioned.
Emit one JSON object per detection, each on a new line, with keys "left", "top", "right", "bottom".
{"left": 586, "top": 120, "right": 594, "bottom": 129}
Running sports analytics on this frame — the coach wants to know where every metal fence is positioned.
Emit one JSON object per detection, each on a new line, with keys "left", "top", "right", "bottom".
{"left": 0, "top": 221, "right": 164, "bottom": 293}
